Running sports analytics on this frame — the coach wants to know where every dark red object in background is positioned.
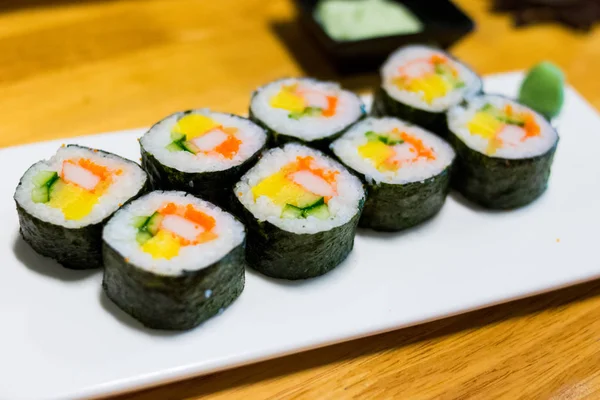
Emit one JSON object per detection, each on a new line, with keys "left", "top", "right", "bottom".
{"left": 493, "top": 0, "right": 600, "bottom": 31}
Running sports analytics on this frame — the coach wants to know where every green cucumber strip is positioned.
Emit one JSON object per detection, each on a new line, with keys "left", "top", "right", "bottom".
{"left": 496, "top": 115, "right": 525, "bottom": 127}
{"left": 33, "top": 171, "right": 58, "bottom": 188}
{"left": 366, "top": 131, "right": 403, "bottom": 145}
{"left": 303, "top": 197, "right": 325, "bottom": 209}
{"left": 181, "top": 141, "right": 198, "bottom": 154}
{"left": 380, "top": 135, "right": 404, "bottom": 145}
{"left": 304, "top": 203, "right": 330, "bottom": 220}
{"left": 281, "top": 204, "right": 304, "bottom": 219}
{"left": 31, "top": 186, "right": 50, "bottom": 203}
{"left": 295, "top": 193, "right": 323, "bottom": 209}
{"left": 434, "top": 63, "right": 464, "bottom": 88}
{"left": 146, "top": 212, "right": 164, "bottom": 235}
{"left": 166, "top": 142, "right": 184, "bottom": 152}
{"left": 481, "top": 103, "right": 494, "bottom": 112}
{"left": 481, "top": 104, "right": 526, "bottom": 126}
{"left": 132, "top": 216, "right": 150, "bottom": 229}
{"left": 136, "top": 231, "right": 153, "bottom": 245}
{"left": 170, "top": 131, "right": 186, "bottom": 142}
{"left": 288, "top": 107, "right": 323, "bottom": 120}
{"left": 365, "top": 131, "right": 379, "bottom": 141}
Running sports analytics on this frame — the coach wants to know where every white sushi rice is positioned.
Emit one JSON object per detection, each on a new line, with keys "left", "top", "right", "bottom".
{"left": 250, "top": 78, "right": 364, "bottom": 141}
{"left": 235, "top": 143, "right": 364, "bottom": 234}
{"left": 381, "top": 45, "right": 481, "bottom": 112}
{"left": 141, "top": 110, "right": 267, "bottom": 173}
{"left": 331, "top": 117, "right": 455, "bottom": 184}
{"left": 447, "top": 95, "right": 559, "bottom": 159}
{"left": 103, "top": 191, "right": 245, "bottom": 276}
{"left": 14, "top": 145, "right": 147, "bottom": 228}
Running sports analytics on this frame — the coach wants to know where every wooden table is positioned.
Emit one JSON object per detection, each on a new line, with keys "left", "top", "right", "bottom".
{"left": 2, "top": 0, "right": 599, "bottom": 398}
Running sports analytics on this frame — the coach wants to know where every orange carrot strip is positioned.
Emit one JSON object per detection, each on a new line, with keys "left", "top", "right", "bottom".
{"left": 322, "top": 96, "right": 338, "bottom": 117}
{"left": 523, "top": 113, "right": 541, "bottom": 140}
{"left": 214, "top": 135, "right": 241, "bottom": 159}
{"left": 430, "top": 54, "right": 447, "bottom": 64}
{"left": 400, "top": 132, "right": 436, "bottom": 160}
{"left": 78, "top": 159, "right": 111, "bottom": 180}
{"left": 160, "top": 202, "right": 179, "bottom": 215}
{"left": 295, "top": 156, "right": 339, "bottom": 185}
{"left": 185, "top": 204, "right": 216, "bottom": 231}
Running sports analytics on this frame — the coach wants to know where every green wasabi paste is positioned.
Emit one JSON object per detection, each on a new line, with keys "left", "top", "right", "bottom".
{"left": 518, "top": 61, "right": 565, "bottom": 120}
{"left": 315, "top": 0, "right": 423, "bottom": 42}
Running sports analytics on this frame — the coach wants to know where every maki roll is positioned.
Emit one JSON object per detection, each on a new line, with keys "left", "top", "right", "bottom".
{"left": 140, "top": 110, "right": 267, "bottom": 207}
{"left": 249, "top": 78, "right": 365, "bottom": 150}
{"left": 14, "top": 145, "right": 148, "bottom": 269}
{"left": 373, "top": 45, "right": 482, "bottom": 135}
{"left": 234, "top": 143, "right": 365, "bottom": 280}
{"left": 102, "top": 191, "right": 246, "bottom": 330}
{"left": 447, "top": 94, "right": 559, "bottom": 209}
{"left": 331, "top": 117, "right": 455, "bottom": 231}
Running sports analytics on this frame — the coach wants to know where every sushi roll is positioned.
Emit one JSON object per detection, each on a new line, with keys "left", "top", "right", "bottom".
{"left": 14, "top": 145, "right": 148, "bottom": 269}
{"left": 447, "top": 94, "right": 559, "bottom": 209}
{"left": 373, "top": 45, "right": 482, "bottom": 135}
{"left": 331, "top": 117, "right": 455, "bottom": 231}
{"left": 249, "top": 78, "right": 366, "bottom": 150}
{"left": 102, "top": 191, "right": 246, "bottom": 330}
{"left": 140, "top": 110, "right": 267, "bottom": 207}
{"left": 234, "top": 143, "right": 365, "bottom": 280}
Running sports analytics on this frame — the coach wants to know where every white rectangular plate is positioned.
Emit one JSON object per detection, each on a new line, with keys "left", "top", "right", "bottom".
{"left": 1, "top": 72, "right": 599, "bottom": 400}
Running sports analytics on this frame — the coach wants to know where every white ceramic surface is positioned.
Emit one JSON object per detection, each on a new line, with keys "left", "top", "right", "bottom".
{"left": 1, "top": 73, "right": 598, "bottom": 400}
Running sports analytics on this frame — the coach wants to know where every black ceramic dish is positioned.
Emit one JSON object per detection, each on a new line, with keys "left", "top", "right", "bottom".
{"left": 293, "top": 0, "right": 475, "bottom": 73}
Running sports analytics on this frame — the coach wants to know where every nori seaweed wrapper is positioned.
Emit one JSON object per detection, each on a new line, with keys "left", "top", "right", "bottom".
{"left": 102, "top": 241, "right": 246, "bottom": 330}
{"left": 248, "top": 83, "right": 367, "bottom": 153}
{"left": 14, "top": 146, "right": 149, "bottom": 270}
{"left": 358, "top": 168, "right": 452, "bottom": 231}
{"left": 140, "top": 112, "right": 266, "bottom": 209}
{"left": 141, "top": 146, "right": 262, "bottom": 210}
{"left": 232, "top": 193, "right": 365, "bottom": 280}
{"left": 372, "top": 87, "right": 451, "bottom": 137}
{"left": 447, "top": 132, "right": 558, "bottom": 209}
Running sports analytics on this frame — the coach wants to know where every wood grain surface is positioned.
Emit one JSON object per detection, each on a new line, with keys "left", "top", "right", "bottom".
{"left": 1, "top": 0, "right": 599, "bottom": 399}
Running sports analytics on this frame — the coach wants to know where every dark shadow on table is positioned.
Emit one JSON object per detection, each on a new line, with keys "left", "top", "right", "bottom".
{"left": 108, "top": 277, "right": 600, "bottom": 399}
{"left": 270, "top": 20, "right": 379, "bottom": 92}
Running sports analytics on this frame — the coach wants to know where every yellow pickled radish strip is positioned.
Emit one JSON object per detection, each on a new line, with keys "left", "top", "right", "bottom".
{"left": 406, "top": 75, "right": 453, "bottom": 103}
{"left": 269, "top": 89, "right": 306, "bottom": 113}
{"left": 172, "top": 114, "right": 220, "bottom": 140}
{"left": 48, "top": 181, "right": 100, "bottom": 220}
{"left": 358, "top": 140, "right": 395, "bottom": 169}
{"left": 252, "top": 171, "right": 319, "bottom": 207}
{"left": 468, "top": 111, "right": 503, "bottom": 139}
{"left": 142, "top": 230, "right": 181, "bottom": 259}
